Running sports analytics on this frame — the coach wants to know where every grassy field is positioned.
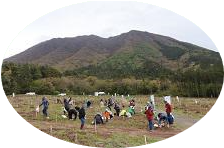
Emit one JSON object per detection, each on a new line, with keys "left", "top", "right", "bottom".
{"left": 7, "top": 95, "right": 216, "bottom": 147}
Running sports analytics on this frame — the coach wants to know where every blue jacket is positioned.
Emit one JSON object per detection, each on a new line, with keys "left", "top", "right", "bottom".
{"left": 40, "top": 98, "right": 49, "bottom": 109}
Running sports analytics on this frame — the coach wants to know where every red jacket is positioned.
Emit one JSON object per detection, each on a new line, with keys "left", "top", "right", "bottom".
{"left": 165, "top": 103, "right": 172, "bottom": 114}
{"left": 145, "top": 108, "right": 154, "bottom": 121}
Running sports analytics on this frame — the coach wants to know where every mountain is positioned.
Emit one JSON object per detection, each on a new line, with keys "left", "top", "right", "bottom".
{"left": 5, "top": 30, "right": 222, "bottom": 73}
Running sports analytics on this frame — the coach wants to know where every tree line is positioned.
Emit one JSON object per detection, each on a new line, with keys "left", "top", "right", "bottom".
{"left": 1, "top": 62, "right": 223, "bottom": 97}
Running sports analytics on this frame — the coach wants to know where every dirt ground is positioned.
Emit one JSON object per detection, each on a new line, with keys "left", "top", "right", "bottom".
{"left": 7, "top": 95, "right": 216, "bottom": 147}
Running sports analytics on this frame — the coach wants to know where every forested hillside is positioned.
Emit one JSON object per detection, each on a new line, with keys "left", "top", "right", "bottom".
{"left": 2, "top": 30, "right": 223, "bottom": 97}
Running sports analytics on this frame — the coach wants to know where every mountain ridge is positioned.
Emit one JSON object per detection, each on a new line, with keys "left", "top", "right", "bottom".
{"left": 5, "top": 30, "right": 221, "bottom": 72}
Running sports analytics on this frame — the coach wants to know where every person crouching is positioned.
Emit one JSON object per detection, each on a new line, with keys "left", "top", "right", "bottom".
{"left": 92, "top": 113, "right": 104, "bottom": 125}
{"left": 157, "top": 113, "right": 168, "bottom": 128}
{"left": 103, "top": 109, "right": 113, "bottom": 122}
{"left": 114, "top": 102, "right": 121, "bottom": 116}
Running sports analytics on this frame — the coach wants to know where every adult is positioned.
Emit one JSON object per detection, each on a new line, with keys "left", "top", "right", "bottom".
{"left": 68, "top": 97, "right": 75, "bottom": 106}
{"left": 157, "top": 113, "right": 168, "bottom": 127}
{"left": 39, "top": 97, "right": 49, "bottom": 118}
{"left": 93, "top": 113, "right": 104, "bottom": 125}
{"left": 114, "top": 102, "right": 121, "bottom": 116}
{"left": 103, "top": 109, "right": 113, "bottom": 122}
{"left": 63, "top": 98, "right": 71, "bottom": 114}
{"left": 107, "top": 97, "right": 114, "bottom": 110}
{"left": 164, "top": 100, "right": 174, "bottom": 126}
{"left": 146, "top": 101, "right": 154, "bottom": 111}
{"left": 100, "top": 99, "right": 104, "bottom": 108}
{"left": 127, "top": 106, "right": 135, "bottom": 115}
{"left": 86, "top": 100, "right": 92, "bottom": 108}
{"left": 119, "top": 109, "right": 127, "bottom": 117}
{"left": 78, "top": 105, "right": 86, "bottom": 129}
{"left": 63, "top": 98, "right": 78, "bottom": 120}
{"left": 68, "top": 108, "right": 78, "bottom": 120}
{"left": 129, "top": 99, "right": 135, "bottom": 107}
{"left": 145, "top": 106, "right": 154, "bottom": 132}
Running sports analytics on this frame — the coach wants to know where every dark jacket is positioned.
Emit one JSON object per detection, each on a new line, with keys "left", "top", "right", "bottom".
{"left": 78, "top": 107, "right": 86, "bottom": 119}
{"left": 64, "top": 99, "right": 70, "bottom": 111}
{"left": 114, "top": 103, "right": 120, "bottom": 111}
{"left": 87, "top": 101, "right": 91, "bottom": 108}
{"left": 108, "top": 98, "right": 114, "bottom": 106}
{"left": 95, "top": 114, "right": 103, "bottom": 124}
{"left": 158, "top": 113, "right": 167, "bottom": 120}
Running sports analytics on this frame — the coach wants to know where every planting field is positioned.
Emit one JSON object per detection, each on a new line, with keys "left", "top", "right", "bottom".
{"left": 7, "top": 95, "right": 216, "bottom": 147}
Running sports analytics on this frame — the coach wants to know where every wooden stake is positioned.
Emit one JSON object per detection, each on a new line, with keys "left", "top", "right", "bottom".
{"left": 75, "top": 133, "right": 78, "bottom": 142}
{"left": 50, "top": 125, "right": 53, "bottom": 134}
{"left": 56, "top": 113, "right": 58, "bottom": 123}
{"left": 144, "top": 135, "right": 147, "bottom": 145}
{"left": 94, "top": 119, "right": 97, "bottom": 133}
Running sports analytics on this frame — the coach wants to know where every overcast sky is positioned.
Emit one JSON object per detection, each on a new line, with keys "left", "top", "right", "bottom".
{"left": 5, "top": 1, "right": 218, "bottom": 58}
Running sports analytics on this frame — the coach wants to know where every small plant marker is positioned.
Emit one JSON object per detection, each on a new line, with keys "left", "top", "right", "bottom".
{"left": 94, "top": 119, "right": 97, "bottom": 133}
{"left": 144, "top": 135, "right": 147, "bottom": 144}
{"left": 50, "top": 125, "right": 52, "bottom": 134}
{"left": 75, "top": 133, "right": 78, "bottom": 142}
{"left": 56, "top": 113, "right": 58, "bottom": 123}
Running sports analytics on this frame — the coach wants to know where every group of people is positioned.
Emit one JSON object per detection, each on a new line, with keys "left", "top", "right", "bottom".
{"left": 38, "top": 95, "right": 174, "bottom": 131}
{"left": 38, "top": 97, "right": 87, "bottom": 130}
{"left": 144, "top": 99, "right": 174, "bottom": 132}
{"left": 93, "top": 98, "right": 137, "bottom": 125}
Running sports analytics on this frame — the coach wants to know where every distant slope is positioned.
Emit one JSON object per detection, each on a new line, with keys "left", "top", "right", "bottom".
{"left": 5, "top": 30, "right": 222, "bottom": 72}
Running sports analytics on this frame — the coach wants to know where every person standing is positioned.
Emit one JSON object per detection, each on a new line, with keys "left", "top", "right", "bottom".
{"left": 39, "top": 97, "right": 49, "bottom": 118}
{"left": 78, "top": 105, "right": 86, "bottom": 130}
{"left": 164, "top": 100, "right": 173, "bottom": 127}
{"left": 145, "top": 106, "right": 154, "bottom": 132}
